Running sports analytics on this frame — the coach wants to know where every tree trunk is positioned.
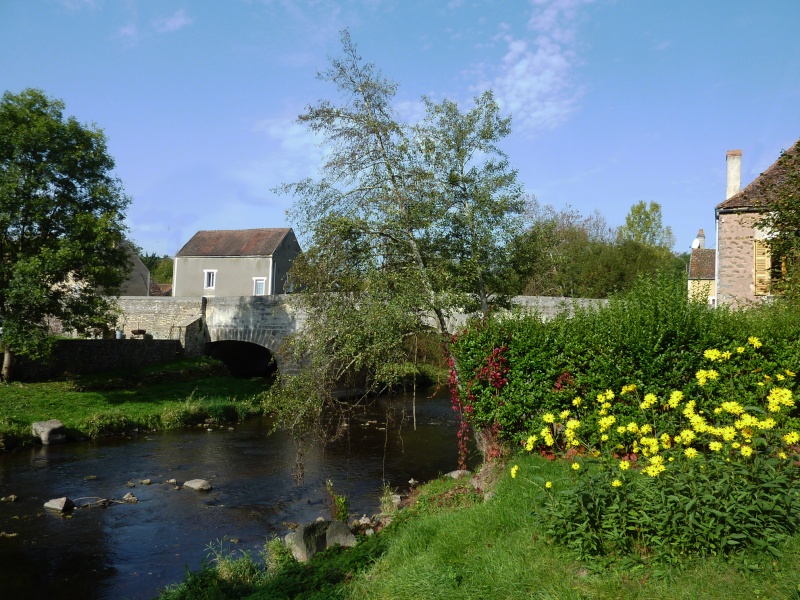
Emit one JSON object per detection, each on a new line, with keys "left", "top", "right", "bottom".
{"left": 1, "top": 347, "right": 12, "bottom": 382}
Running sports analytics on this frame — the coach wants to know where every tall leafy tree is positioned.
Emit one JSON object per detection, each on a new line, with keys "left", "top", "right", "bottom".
{"left": 272, "top": 32, "right": 525, "bottom": 443}
{"left": 616, "top": 200, "right": 675, "bottom": 249}
{"left": 0, "top": 89, "right": 130, "bottom": 380}
{"left": 418, "top": 91, "right": 525, "bottom": 315}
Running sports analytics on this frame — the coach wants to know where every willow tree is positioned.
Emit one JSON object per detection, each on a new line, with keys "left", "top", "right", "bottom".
{"left": 0, "top": 89, "right": 130, "bottom": 380}
{"left": 271, "top": 32, "right": 524, "bottom": 444}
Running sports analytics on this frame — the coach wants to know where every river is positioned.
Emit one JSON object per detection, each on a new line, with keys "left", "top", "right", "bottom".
{"left": 0, "top": 392, "right": 464, "bottom": 599}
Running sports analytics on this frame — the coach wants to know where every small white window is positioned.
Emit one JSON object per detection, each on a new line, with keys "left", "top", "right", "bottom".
{"left": 204, "top": 270, "right": 216, "bottom": 290}
{"left": 253, "top": 277, "right": 266, "bottom": 296}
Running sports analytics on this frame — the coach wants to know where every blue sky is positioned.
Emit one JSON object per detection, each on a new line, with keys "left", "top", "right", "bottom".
{"left": 2, "top": 0, "right": 800, "bottom": 256}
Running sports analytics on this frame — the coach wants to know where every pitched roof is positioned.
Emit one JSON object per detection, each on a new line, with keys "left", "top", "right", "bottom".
{"left": 176, "top": 228, "right": 292, "bottom": 257}
{"left": 688, "top": 248, "right": 715, "bottom": 280}
{"left": 716, "top": 138, "right": 800, "bottom": 211}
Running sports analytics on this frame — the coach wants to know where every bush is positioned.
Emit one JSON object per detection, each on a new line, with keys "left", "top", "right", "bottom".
{"left": 513, "top": 339, "right": 800, "bottom": 562}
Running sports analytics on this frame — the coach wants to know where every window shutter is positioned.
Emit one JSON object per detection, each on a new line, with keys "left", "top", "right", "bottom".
{"left": 754, "top": 241, "right": 771, "bottom": 296}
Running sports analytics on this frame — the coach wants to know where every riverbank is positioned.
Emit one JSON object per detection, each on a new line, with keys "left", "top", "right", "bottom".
{"left": 159, "top": 453, "right": 800, "bottom": 599}
{"left": 0, "top": 358, "right": 270, "bottom": 451}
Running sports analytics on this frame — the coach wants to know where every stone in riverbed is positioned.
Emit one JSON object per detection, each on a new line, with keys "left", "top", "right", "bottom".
{"left": 445, "top": 469, "right": 471, "bottom": 480}
{"left": 122, "top": 493, "right": 138, "bottom": 503}
{"left": 44, "top": 497, "right": 74, "bottom": 512}
{"left": 285, "top": 520, "right": 356, "bottom": 563}
{"left": 183, "top": 479, "right": 212, "bottom": 491}
{"left": 32, "top": 419, "right": 66, "bottom": 446}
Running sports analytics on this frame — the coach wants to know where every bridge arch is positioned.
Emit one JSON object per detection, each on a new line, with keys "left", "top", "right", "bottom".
{"left": 204, "top": 339, "right": 277, "bottom": 377}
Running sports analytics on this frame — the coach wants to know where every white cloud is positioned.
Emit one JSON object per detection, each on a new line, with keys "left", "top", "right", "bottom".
{"left": 232, "top": 118, "right": 326, "bottom": 200}
{"left": 118, "top": 22, "right": 139, "bottom": 42}
{"left": 473, "top": 0, "right": 593, "bottom": 135}
{"left": 153, "top": 9, "right": 193, "bottom": 34}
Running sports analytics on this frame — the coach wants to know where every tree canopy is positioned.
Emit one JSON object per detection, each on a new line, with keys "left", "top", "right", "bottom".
{"left": 270, "top": 32, "right": 526, "bottom": 444}
{"left": 616, "top": 200, "right": 675, "bottom": 249}
{"left": 0, "top": 88, "right": 130, "bottom": 379}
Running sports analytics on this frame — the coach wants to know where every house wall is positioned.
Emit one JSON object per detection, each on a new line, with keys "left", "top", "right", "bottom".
{"left": 716, "top": 211, "right": 764, "bottom": 306}
{"left": 121, "top": 251, "right": 151, "bottom": 296}
{"left": 173, "top": 256, "right": 273, "bottom": 297}
{"left": 272, "top": 230, "right": 302, "bottom": 294}
{"left": 688, "top": 279, "right": 716, "bottom": 304}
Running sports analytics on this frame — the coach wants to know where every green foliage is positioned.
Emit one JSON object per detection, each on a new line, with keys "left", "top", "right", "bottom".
{"left": 139, "top": 252, "right": 173, "bottom": 284}
{"left": 0, "top": 89, "right": 130, "bottom": 378}
{"left": 326, "top": 479, "right": 350, "bottom": 522}
{"left": 616, "top": 200, "right": 675, "bottom": 249}
{"left": 513, "top": 202, "right": 685, "bottom": 298}
{"left": 755, "top": 140, "right": 800, "bottom": 300}
{"left": 535, "top": 340, "right": 800, "bottom": 563}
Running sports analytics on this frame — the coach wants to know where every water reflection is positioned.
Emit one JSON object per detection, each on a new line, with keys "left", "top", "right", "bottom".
{"left": 0, "top": 392, "right": 465, "bottom": 600}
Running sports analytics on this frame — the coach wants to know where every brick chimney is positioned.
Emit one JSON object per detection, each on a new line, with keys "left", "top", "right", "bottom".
{"left": 726, "top": 149, "right": 742, "bottom": 200}
{"left": 696, "top": 228, "right": 705, "bottom": 249}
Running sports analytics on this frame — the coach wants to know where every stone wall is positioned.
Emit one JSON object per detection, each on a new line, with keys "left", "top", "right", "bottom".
{"left": 116, "top": 297, "right": 208, "bottom": 355}
{"left": 14, "top": 339, "right": 182, "bottom": 381}
{"left": 717, "top": 211, "right": 761, "bottom": 306}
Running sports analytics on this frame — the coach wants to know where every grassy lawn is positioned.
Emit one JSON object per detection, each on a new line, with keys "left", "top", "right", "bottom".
{"left": 0, "top": 358, "right": 271, "bottom": 449}
{"left": 157, "top": 453, "right": 800, "bottom": 599}
{"left": 344, "top": 454, "right": 800, "bottom": 599}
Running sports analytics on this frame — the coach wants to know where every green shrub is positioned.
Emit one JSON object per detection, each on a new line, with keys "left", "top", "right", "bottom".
{"left": 512, "top": 339, "right": 800, "bottom": 562}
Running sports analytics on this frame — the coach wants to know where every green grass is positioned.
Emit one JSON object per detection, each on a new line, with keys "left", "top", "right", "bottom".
{"left": 344, "top": 454, "right": 800, "bottom": 600}
{"left": 0, "top": 358, "right": 271, "bottom": 449}
{"left": 157, "top": 454, "right": 800, "bottom": 599}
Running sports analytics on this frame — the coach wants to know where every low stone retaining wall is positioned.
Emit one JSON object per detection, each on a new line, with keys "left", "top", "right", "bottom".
{"left": 14, "top": 339, "right": 183, "bottom": 381}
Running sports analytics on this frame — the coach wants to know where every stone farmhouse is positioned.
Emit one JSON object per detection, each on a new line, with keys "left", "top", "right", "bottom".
{"left": 172, "top": 228, "right": 301, "bottom": 297}
{"left": 687, "top": 228, "right": 715, "bottom": 305}
{"left": 715, "top": 139, "right": 800, "bottom": 305}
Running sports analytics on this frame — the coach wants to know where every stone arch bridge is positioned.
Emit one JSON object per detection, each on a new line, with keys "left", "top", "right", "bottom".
{"left": 116, "top": 295, "right": 603, "bottom": 375}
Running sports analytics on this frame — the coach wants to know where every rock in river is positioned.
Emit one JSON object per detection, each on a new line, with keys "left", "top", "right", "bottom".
{"left": 183, "top": 479, "right": 212, "bottom": 491}
{"left": 44, "top": 497, "right": 75, "bottom": 512}
{"left": 32, "top": 419, "right": 66, "bottom": 446}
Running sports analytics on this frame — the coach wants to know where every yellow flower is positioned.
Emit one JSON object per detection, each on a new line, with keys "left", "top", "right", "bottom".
{"left": 740, "top": 445, "right": 753, "bottom": 457}
{"left": 620, "top": 384, "right": 637, "bottom": 395}
{"left": 619, "top": 460, "right": 631, "bottom": 471}
{"left": 601, "top": 434, "right": 609, "bottom": 441}
{"left": 786, "top": 369, "right": 796, "bottom": 377}
{"left": 640, "top": 424, "right": 653, "bottom": 435}
{"left": 626, "top": 422, "right": 639, "bottom": 434}
{"left": 720, "top": 401, "right": 745, "bottom": 415}
{"left": 566, "top": 420, "right": 580, "bottom": 431}
{"left": 668, "top": 391, "right": 683, "bottom": 408}
{"left": 545, "top": 481, "right": 552, "bottom": 489}
{"left": 542, "top": 413, "right": 555, "bottom": 423}
{"left": 767, "top": 388, "right": 794, "bottom": 413}
{"left": 571, "top": 462, "right": 580, "bottom": 471}
{"left": 737, "top": 346, "right": 745, "bottom": 353}
{"left": 732, "top": 442, "right": 741, "bottom": 449}
{"left": 643, "top": 464, "right": 666, "bottom": 477}
{"left": 639, "top": 393, "right": 658, "bottom": 410}
{"left": 604, "top": 389, "right": 615, "bottom": 401}
{"left": 776, "top": 373, "right": 786, "bottom": 381}
{"left": 679, "top": 429, "right": 695, "bottom": 445}
{"left": 598, "top": 415, "right": 616, "bottom": 432}
{"left": 525, "top": 435, "right": 538, "bottom": 452}
{"left": 684, "top": 447, "right": 699, "bottom": 459}
{"left": 660, "top": 433, "right": 672, "bottom": 449}
{"left": 748, "top": 336, "right": 762, "bottom": 348}
{"left": 572, "top": 397, "right": 582, "bottom": 407}
{"left": 704, "top": 348, "right": 722, "bottom": 361}
{"left": 611, "top": 479, "right": 622, "bottom": 487}
{"left": 783, "top": 431, "right": 800, "bottom": 445}
{"left": 721, "top": 351, "right": 732, "bottom": 360}
{"left": 560, "top": 410, "right": 571, "bottom": 420}
{"left": 779, "top": 452, "right": 788, "bottom": 459}
{"left": 709, "top": 441, "right": 722, "bottom": 452}
{"left": 511, "top": 465, "right": 519, "bottom": 478}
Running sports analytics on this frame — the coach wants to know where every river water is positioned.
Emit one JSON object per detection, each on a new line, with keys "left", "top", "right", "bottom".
{"left": 0, "top": 392, "right": 463, "bottom": 600}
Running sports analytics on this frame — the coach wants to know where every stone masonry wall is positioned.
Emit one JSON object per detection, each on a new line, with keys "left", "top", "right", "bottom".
{"left": 116, "top": 297, "right": 208, "bottom": 355}
{"left": 14, "top": 339, "right": 182, "bottom": 381}
{"left": 717, "top": 212, "right": 759, "bottom": 306}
